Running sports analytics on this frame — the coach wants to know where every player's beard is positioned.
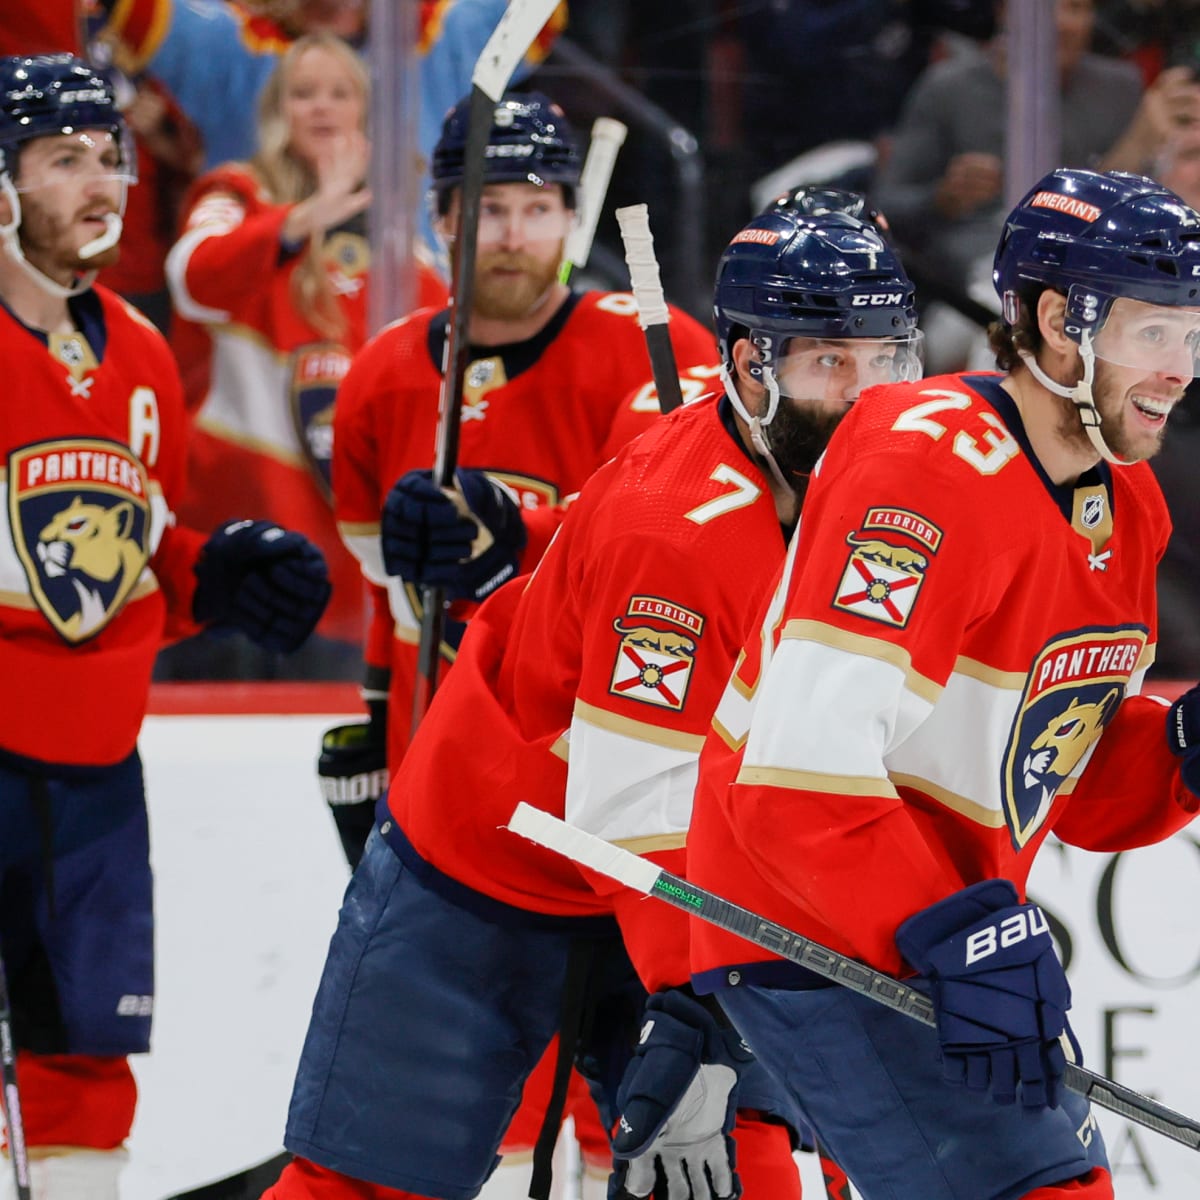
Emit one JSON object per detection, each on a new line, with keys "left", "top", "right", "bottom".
{"left": 763, "top": 396, "right": 850, "bottom": 483}
{"left": 18, "top": 197, "right": 121, "bottom": 279}
{"left": 472, "top": 248, "right": 560, "bottom": 321}
{"left": 1055, "top": 357, "right": 1175, "bottom": 464}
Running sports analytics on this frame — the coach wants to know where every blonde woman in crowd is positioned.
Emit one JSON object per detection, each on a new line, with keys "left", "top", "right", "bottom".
{"left": 162, "top": 32, "right": 444, "bottom": 678}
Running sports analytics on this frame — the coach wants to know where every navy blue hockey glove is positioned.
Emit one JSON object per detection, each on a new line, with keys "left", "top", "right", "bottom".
{"left": 381, "top": 468, "right": 526, "bottom": 602}
{"left": 895, "top": 879, "right": 1079, "bottom": 1111}
{"left": 611, "top": 990, "right": 752, "bottom": 1200}
{"left": 1166, "top": 684, "right": 1200, "bottom": 798}
{"left": 194, "top": 519, "right": 331, "bottom": 653}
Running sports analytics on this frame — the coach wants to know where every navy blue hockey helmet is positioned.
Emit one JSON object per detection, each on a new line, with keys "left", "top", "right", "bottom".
{"left": 714, "top": 206, "right": 919, "bottom": 366}
{"left": 993, "top": 167, "right": 1200, "bottom": 340}
{"left": 431, "top": 91, "right": 581, "bottom": 214}
{"left": 0, "top": 54, "right": 125, "bottom": 177}
{"left": 763, "top": 185, "right": 890, "bottom": 235}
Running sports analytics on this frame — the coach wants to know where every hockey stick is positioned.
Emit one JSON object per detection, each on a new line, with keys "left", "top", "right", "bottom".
{"left": 558, "top": 117, "right": 628, "bottom": 284}
{"left": 412, "top": 0, "right": 562, "bottom": 734}
{"left": 615, "top": 204, "right": 685, "bottom": 414}
{"left": 506, "top": 803, "right": 1200, "bottom": 1153}
{"left": 0, "top": 956, "right": 31, "bottom": 1200}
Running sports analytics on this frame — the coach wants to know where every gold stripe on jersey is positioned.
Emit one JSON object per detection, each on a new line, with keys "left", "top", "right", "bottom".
{"left": 338, "top": 520, "right": 381, "bottom": 538}
{"left": 889, "top": 771, "right": 1006, "bottom": 827}
{"left": 735, "top": 765, "right": 899, "bottom": 798}
{"left": 781, "top": 618, "right": 942, "bottom": 705}
{"left": 614, "top": 831, "right": 687, "bottom": 855}
{"left": 0, "top": 590, "right": 36, "bottom": 609}
{"left": 952, "top": 655, "right": 1031, "bottom": 691}
{"left": 573, "top": 699, "right": 706, "bottom": 753}
{"left": 550, "top": 734, "right": 569, "bottom": 762}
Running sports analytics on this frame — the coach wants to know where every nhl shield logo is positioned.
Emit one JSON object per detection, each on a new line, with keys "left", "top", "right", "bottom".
{"left": 1081, "top": 493, "right": 1104, "bottom": 530}
{"left": 8, "top": 439, "right": 151, "bottom": 643}
{"left": 1001, "top": 627, "right": 1146, "bottom": 848}
{"left": 290, "top": 343, "right": 352, "bottom": 504}
{"left": 609, "top": 596, "right": 705, "bottom": 711}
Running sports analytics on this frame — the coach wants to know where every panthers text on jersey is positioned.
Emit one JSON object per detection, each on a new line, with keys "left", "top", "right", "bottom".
{"left": 333, "top": 293, "right": 718, "bottom": 770}
{"left": 0, "top": 286, "right": 205, "bottom": 767}
{"left": 688, "top": 371, "right": 1198, "bottom": 990}
{"left": 387, "top": 395, "right": 786, "bottom": 988}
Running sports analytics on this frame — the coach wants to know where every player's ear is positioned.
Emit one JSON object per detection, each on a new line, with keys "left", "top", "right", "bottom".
{"left": 731, "top": 337, "right": 764, "bottom": 393}
{"left": 1036, "top": 290, "right": 1072, "bottom": 354}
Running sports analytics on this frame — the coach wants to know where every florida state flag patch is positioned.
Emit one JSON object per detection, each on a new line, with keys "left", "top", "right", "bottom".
{"left": 609, "top": 595, "right": 705, "bottom": 711}
{"left": 832, "top": 524, "right": 934, "bottom": 629}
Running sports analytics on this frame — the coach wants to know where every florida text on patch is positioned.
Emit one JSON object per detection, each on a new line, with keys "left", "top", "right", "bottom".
{"left": 609, "top": 595, "right": 705, "bottom": 711}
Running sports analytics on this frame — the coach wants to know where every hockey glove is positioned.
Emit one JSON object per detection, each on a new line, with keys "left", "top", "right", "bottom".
{"left": 318, "top": 699, "right": 389, "bottom": 869}
{"left": 1167, "top": 683, "right": 1200, "bottom": 798}
{"left": 895, "top": 879, "right": 1079, "bottom": 1111}
{"left": 611, "top": 989, "right": 752, "bottom": 1200}
{"left": 381, "top": 468, "right": 526, "bottom": 603}
{"left": 193, "top": 519, "right": 331, "bottom": 653}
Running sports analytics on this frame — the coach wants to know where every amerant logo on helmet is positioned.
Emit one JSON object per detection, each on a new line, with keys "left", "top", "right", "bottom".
{"left": 1029, "top": 191, "right": 1101, "bottom": 223}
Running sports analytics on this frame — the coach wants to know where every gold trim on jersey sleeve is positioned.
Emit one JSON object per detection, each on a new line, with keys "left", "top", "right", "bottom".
{"left": 781, "top": 618, "right": 942, "bottom": 705}
{"left": 888, "top": 772, "right": 1006, "bottom": 828}
{"left": 952, "top": 655, "right": 1030, "bottom": 691}
{"left": 614, "top": 832, "right": 687, "bottom": 855}
{"left": 735, "top": 765, "right": 898, "bottom": 798}
{"left": 573, "top": 698, "right": 706, "bottom": 753}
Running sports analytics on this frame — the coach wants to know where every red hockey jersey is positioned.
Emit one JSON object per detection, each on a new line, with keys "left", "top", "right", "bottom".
{"left": 389, "top": 396, "right": 787, "bottom": 988}
{"left": 333, "top": 293, "right": 718, "bottom": 767}
{"left": 0, "top": 286, "right": 204, "bottom": 767}
{"left": 688, "top": 372, "right": 1197, "bottom": 987}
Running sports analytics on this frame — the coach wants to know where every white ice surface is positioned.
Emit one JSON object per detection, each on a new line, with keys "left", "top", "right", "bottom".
{"left": 126, "top": 713, "right": 844, "bottom": 1200}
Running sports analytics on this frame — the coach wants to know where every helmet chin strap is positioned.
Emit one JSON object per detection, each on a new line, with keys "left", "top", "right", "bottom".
{"left": 720, "top": 359, "right": 791, "bottom": 491}
{"left": 0, "top": 174, "right": 122, "bottom": 300}
{"left": 1017, "top": 332, "right": 1134, "bottom": 467}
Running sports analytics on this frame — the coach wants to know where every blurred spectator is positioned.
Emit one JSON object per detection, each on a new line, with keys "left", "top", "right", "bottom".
{"left": 95, "top": 0, "right": 565, "bottom": 255}
{"left": 873, "top": 0, "right": 1200, "bottom": 370}
{"left": 0, "top": 6, "right": 81, "bottom": 57}
{"left": 1145, "top": 123, "right": 1200, "bottom": 680}
{"left": 156, "top": 33, "right": 402, "bottom": 680}
{"left": 874, "top": 0, "right": 1200, "bottom": 289}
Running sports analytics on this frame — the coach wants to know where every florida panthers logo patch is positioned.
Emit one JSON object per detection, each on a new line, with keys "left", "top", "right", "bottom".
{"left": 609, "top": 595, "right": 705, "bottom": 711}
{"left": 8, "top": 439, "right": 151, "bottom": 643}
{"left": 290, "top": 343, "right": 352, "bottom": 504}
{"left": 1002, "top": 627, "right": 1147, "bottom": 849}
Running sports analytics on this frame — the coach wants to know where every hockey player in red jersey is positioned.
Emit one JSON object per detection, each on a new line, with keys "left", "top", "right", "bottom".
{"left": 687, "top": 168, "right": 1200, "bottom": 1200}
{"left": 325, "top": 90, "right": 715, "bottom": 851}
{"left": 0, "top": 55, "right": 330, "bottom": 1198}
{"left": 263, "top": 202, "right": 924, "bottom": 1200}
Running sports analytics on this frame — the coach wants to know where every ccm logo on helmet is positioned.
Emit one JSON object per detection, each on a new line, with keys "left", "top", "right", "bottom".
{"left": 486, "top": 144, "right": 535, "bottom": 159}
{"left": 964, "top": 906, "right": 1051, "bottom": 966}
{"left": 851, "top": 292, "right": 903, "bottom": 307}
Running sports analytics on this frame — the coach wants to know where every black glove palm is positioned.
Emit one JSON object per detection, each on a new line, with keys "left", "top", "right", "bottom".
{"left": 194, "top": 519, "right": 331, "bottom": 653}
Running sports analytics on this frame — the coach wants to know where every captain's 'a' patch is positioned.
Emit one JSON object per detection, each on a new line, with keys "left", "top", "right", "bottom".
{"left": 832, "top": 506, "right": 942, "bottom": 629}
{"left": 8, "top": 438, "right": 151, "bottom": 644}
{"left": 609, "top": 595, "right": 705, "bottom": 711}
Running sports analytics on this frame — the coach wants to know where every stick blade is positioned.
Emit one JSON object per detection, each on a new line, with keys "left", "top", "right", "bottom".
{"left": 472, "top": 0, "right": 562, "bottom": 100}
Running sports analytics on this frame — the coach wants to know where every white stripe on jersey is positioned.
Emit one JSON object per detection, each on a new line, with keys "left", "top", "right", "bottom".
{"left": 564, "top": 698, "right": 702, "bottom": 845}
